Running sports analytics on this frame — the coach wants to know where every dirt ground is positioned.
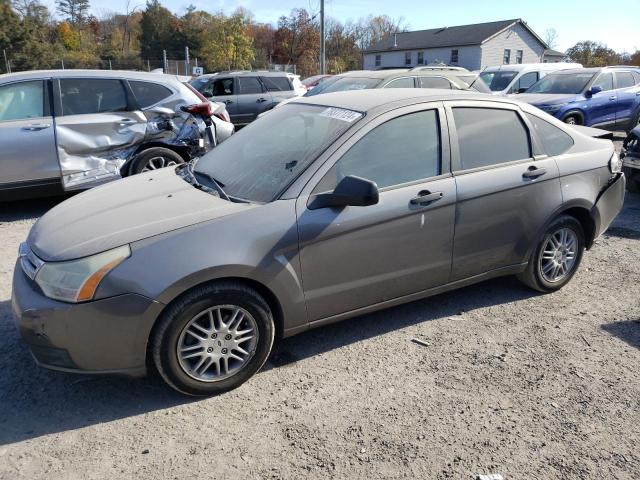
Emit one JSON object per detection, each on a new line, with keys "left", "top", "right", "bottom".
{"left": 0, "top": 144, "right": 638, "bottom": 479}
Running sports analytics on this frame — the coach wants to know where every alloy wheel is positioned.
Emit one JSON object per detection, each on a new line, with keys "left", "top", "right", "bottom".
{"left": 538, "top": 227, "right": 578, "bottom": 283}
{"left": 176, "top": 305, "right": 259, "bottom": 382}
{"left": 141, "top": 156, "right": 179, "bottom": 172}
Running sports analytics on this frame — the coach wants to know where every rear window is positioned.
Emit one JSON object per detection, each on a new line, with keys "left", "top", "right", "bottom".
{"left": 453, "top": 107, "right": 531, "bottom": 170}
{"left": 59, "top": 78, "right": 127, "bottom": 115}
{"left": 238, "top": 77, "right": 263, "bottom": 94}
{"left": 320, "top": 77, "right": 381, "bottom": 92}
{"left": 262, "top": 76, "right": 292, "bottom": 92}
{"left": 525, "top": 113, "right": 574, "bottom": 156}
{"left": 129, "top": 81, "right": 173, "bottom": 108}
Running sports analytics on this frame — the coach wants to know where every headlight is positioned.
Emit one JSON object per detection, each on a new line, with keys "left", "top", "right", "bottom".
{"left": 35, "top": 245, "right": 131, "bottom": 303}
{"left": 609, "top": 151, "right": 622, "bottom": 174}
{"left": 540, "top": 103, "right": 568, "bottom": 113}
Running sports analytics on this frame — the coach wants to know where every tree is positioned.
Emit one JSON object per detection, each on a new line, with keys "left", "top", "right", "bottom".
{"left": 544, "top": 28, "right": 558, "bottom": 49}
{"left": 274, "top": 8, "right": 319, "bottom": 73}
{"left": 56, "top": 0, "right": 89, "bottom": 26}
{"left": 566, "top": 41, "right": 620, "bottom": 67}
{"left": 0, "top": 0, "right": 24, "bottom": 72}
{"left": 139, "top": 0, "right": 179, "bottom": 60}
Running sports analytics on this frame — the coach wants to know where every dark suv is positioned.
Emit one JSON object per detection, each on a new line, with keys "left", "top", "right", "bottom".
{"left": 190, "top": 72, "right": 300, "bottom": 126}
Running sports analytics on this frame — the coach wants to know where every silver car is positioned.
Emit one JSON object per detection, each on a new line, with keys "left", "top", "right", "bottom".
{"left": 0, "top": 70, "right": 234, "bottom": 200}
{"left": 12, "top": 89, "right": 625, "bottom": 396}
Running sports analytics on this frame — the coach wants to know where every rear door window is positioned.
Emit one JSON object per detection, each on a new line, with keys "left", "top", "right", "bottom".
{"left": 615, "top": 72, "right": 635, "bottom": 89}
{"left": 419, "top": 77, "right": 453, "bottom": 89}
{"left": 452, "top": 107, "right": 531, "bottom": 170}
{"left": 514, "top": 71, "right": 538, "bottom": 92}
{"left": 129, "top": 81, "right": 173, "bottom": 108}
{"left": 238, "top": 77, "right": 264, "bottom": 94}
{"left": 59, "top": 78, "right": 128, "bottom": 115}
{"left": 0, "top": 81, "right": 45, "bottom": 121}
{"left": 262, "top": 76, "right": 292, "bottom": 91}
{"left": 525, "top": 113, "right": 574, "bottom": 156}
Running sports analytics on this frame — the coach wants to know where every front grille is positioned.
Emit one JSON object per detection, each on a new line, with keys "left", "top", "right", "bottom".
{"left": 18, "top": 243, "right": 44, "bottom": 280}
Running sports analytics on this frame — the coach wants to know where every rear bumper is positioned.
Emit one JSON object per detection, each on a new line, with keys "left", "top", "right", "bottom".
{"left": 11, "top": 260, "right": 164, "bottom": 376}
{"left": 593, "top": 173, "right": 626, "bottom": 238}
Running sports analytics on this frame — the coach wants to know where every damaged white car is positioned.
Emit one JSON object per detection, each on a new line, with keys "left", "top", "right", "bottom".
{"left": 0, "top": 70, "right": 234, "bottom": 200}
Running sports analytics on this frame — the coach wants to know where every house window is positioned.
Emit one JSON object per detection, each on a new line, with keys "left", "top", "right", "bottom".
{"left": 417, "top": 51, "right": 424, "bottom": 65}
{"left": 405, "top": 52, "right": 412, "bottom": 66}
{"left": 503, "top": 49, "right": 511, "bottom": 64}
{"left": 516, "top": 50, "right": 523, "bottom": 64}
{"left": 450, "top": 49, "right": 459, "bottom": 64}
{"left": 375, "top": 54, "right": 381, "bottom": 67}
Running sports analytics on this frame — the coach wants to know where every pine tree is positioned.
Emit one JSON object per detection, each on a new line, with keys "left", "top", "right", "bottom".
{"left": 56, "top": 0, "right": 89, "bottom": 26}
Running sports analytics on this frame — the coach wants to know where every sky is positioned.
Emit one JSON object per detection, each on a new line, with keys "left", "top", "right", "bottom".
{"left": 77, "top": 0, "right": 639, "bottom": 53}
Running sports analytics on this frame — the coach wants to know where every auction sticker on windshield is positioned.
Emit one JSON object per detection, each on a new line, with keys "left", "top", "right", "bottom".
{"left": 319, "top": 107, "right": 363, "bottom": 123}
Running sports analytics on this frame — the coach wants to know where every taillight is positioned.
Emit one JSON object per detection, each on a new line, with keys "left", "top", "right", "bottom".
{"left": 609, "top": 151, "right": 622, "bottom": 174}
{"left": 182, "top": 102, "right": 214, "bottom": 118}
{"left": 214, "top": 111, "right": 231, "bottom": 123}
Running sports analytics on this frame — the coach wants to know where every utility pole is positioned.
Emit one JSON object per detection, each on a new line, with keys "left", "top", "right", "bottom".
{"left": 185, "top": 46, "right": 190, "bottom": 76}
{"left": 319, "top": 0, "right": 325, "bottom": 74}
{"left": 3, "top": 49, "right": 10, "bottom": 74}
{"left": 163, "top": 49, "right": 168, "bottom": 74}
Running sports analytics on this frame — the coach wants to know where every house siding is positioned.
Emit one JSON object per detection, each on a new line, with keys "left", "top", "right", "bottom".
{"left": 480, "top": 23, "right": 545, "bottom": 68}
{"left": 363, "top": 45, "right": 482, "bottom": 71}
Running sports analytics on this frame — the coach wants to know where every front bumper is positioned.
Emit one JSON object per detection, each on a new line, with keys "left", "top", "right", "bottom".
{"left": 593, "top": 173, "right": 626, "bottom": 238}
{"left": 11, "top": 260, "right": 165, "bottom": 376}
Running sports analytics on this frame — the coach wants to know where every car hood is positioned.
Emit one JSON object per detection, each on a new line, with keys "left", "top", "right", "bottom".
{"left": 28, "top": 167, "right": 255, "bottom": 262}
{"left": 513, "top": 93, "right": 581, "bottom": 105}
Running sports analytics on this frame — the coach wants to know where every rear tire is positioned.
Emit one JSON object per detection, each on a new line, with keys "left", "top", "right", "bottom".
{"left": 151, "top": 282, "right": 275, "bottom": 396}
{"left": 129, "top": 147, "right": 185, "bottom": 175}
{"left": 517, "top": 215, "right": 585, "bottom": 293}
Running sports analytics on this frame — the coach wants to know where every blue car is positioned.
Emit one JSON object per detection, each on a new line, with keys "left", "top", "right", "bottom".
{"left": 515, "top": 67, "right": 640, "bottom": 132}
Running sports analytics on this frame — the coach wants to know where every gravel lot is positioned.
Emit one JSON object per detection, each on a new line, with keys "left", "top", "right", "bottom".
{"left": 1, "top": 140, "right": 638, "bottom": 479}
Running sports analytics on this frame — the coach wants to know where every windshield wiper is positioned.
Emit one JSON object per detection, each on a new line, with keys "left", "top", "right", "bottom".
{"left": 176, "top": 163, "right": 227, "bottom": 200}
{"left": 190, "top": 164, "right": 230, "bottom": 201}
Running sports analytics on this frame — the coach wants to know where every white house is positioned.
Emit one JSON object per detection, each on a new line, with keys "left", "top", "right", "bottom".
{"left": 363, "top": 19, "right": 550, "bottom": 71}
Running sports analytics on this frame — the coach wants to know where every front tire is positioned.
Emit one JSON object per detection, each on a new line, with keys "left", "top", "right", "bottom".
{"left": 563, "top": 114, "right": 581, "bottom": 126}
{"left": 517, "top": 215, "right": 585, "bottom": 293}
{"left": 152, "top": 282, "right": 275, "bottom": 396}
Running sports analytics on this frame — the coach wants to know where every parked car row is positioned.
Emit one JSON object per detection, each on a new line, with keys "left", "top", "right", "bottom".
{"left": 0, "top": 70, "right": 234, "bottom": 200}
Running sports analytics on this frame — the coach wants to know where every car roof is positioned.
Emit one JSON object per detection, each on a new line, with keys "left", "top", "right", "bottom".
{"left": 482, "top": 63, "right": 582, "bottom": 72}
{"left": 291, "top": 88, "right": 508, "bottom": 113}
{"left": 198, "top": 71, "right": 292, "bottom": 79}
{"left": 0, "top": 69, "right": 186, "bottom": 84}
{"left": 336, "top": 69, "right": 477, "bottom": 81}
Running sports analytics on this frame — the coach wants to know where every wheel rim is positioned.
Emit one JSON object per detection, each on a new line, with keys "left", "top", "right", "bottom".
{"left": 177, "top": 305, "right": 259, "bottom": 382}
{"left": 539, "top": 227, "right": 578, "bottom": 283}
{"left": 141, "top": 156, "right": 178, "bottom": 172}
{"left": 565, "top": 117, "right": 577, "bottom": 125}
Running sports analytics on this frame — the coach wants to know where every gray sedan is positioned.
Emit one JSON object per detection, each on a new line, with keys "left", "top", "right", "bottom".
{"left": 12, "top": 89, "right": 625, "bottom": 396}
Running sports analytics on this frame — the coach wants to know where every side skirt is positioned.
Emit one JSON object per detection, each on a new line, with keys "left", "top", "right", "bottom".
{"left": 282, "top": 263, "right": 528, "bottom": 338}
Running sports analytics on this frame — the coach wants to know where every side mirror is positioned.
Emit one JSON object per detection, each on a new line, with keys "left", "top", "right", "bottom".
{"left": 516, "top": 87, "right": 528, "bottom": 94}
{"left": 586, "top": 85, "right": 602, "bottom": 97}
{"left": 308, "top": 175, "right": 379, "bottom": 210}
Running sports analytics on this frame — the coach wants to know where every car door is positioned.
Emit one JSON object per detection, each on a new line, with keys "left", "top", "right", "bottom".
{"left": 446, "top": 102, "right": 562, "bottom": 281}
{"left": 0, "top": 79, "right": 61, "bottom": 190}
{"left": 296, "top": 104, "right": 456, "bottom": 321}
{"left": 588, "top": 72, "right": 616, "bottom": 127}
{"left": 54, "top": 77, "right": 148, "bottom": 190}
{"left": 614, "top": 71, "right": 640, "bottom": 128}
{"left": 207, "top": 77, "right": 238, "bottom": 121}
{"left": 235, "top": 76, "right": 272, "bottom": 125}
{"left": 511, "top": 71, "right": 539, "bottom": 94}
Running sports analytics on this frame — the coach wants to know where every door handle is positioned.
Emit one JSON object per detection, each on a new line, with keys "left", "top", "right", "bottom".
{"left": 22, "top": 123, "right": 51, "bottom": 131}
{"left": 257, "top": 97, "right": 267, "bottom": 103}
{"left": 522, "top": 166, "right": 547, "bottom": 179}
{"left": 410, "top": 190, "right": 444, "bottom": 205}
{"left": 609, "top": 96, "right": 617, "bottom": 101}
{"left": 118, "top": 118, "right": 136, "bottom": 125}
{"left": 223, "top": 100, "right": 233, "bottom": 105}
